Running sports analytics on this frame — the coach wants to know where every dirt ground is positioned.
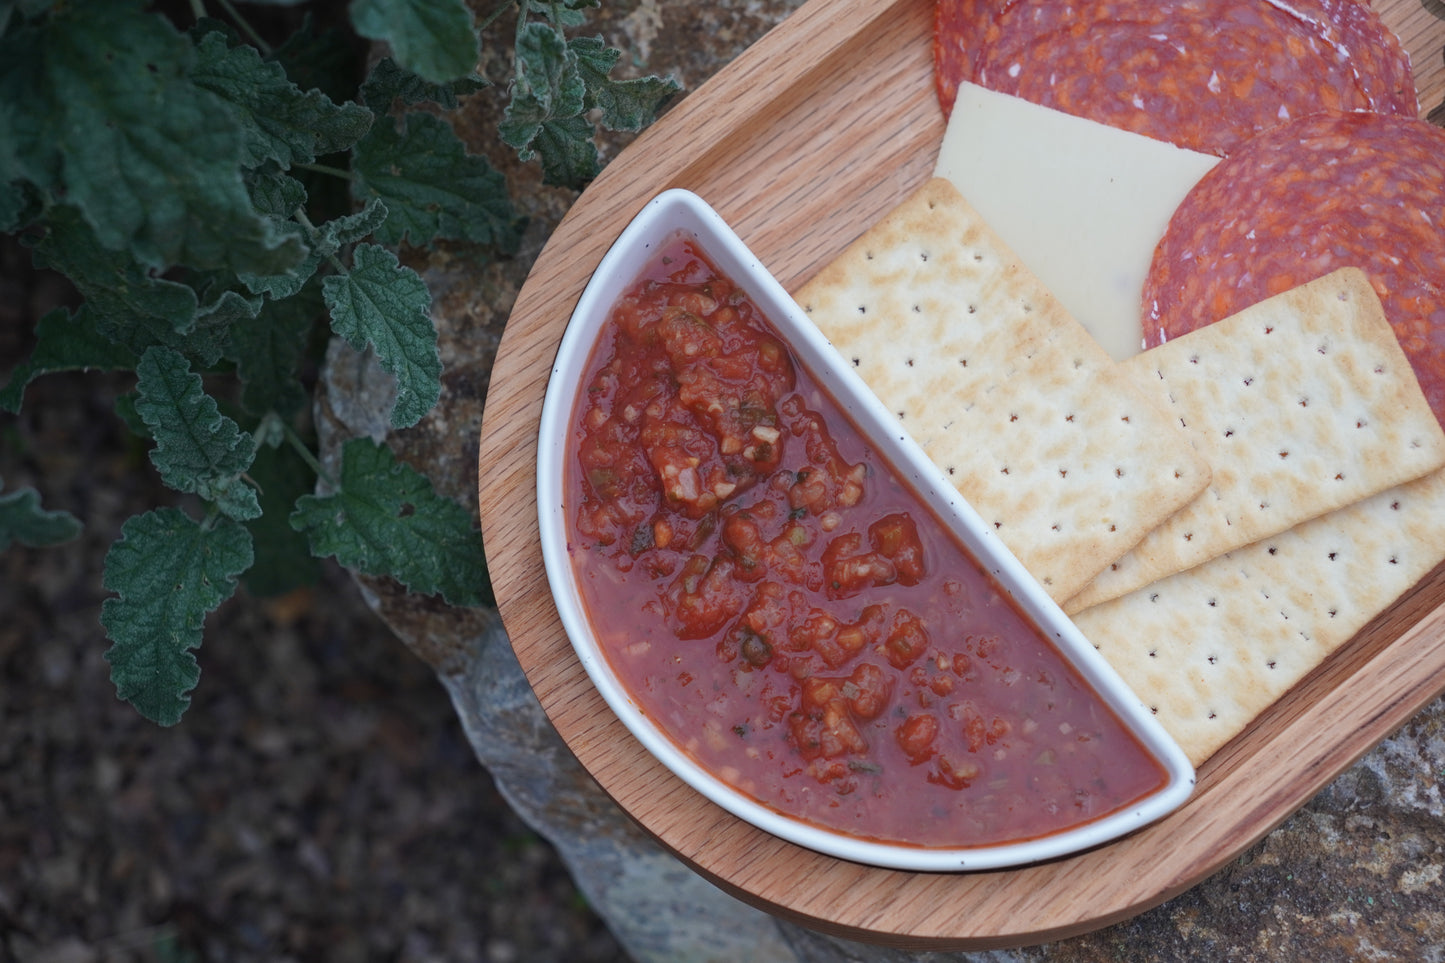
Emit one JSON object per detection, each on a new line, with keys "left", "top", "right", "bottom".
{"left": 0, "top": 256, "right": 628, "bottom": 961}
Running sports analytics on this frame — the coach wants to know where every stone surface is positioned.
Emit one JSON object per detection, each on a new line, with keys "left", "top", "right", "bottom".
{"left": 317, "top": 0, "right": 1445, "bottom": 959}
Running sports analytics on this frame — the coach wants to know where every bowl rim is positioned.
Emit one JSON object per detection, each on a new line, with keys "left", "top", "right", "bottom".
{"left": 535, "top": 188, "right": 1195, "bottom": 872}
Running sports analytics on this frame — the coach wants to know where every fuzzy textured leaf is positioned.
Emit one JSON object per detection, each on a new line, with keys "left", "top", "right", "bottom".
{"left": 349, "top": 0, "right": 479, "bottom": 84}
{"left": 360, "top": 56, "right": 487, "bottom": 110}
{"left": 246, "top": 168, "right": 308, "bottom": 219}
{"left": 290, "top": 437, "right": 490, "bottom": 606}
{"left": 30, "top": 205, "right": 199, "bottom": 349}
{"left": 134, "top": 347, "right": 261, "bottom": 521}
{"left": 570, "top": 35, "right": 679, "bottom": 131}
{"left": 190, "top": 30, "right": 372, "bottom": 169}
{"left": 500, "top": 23, "right": 585, "bottom": 155}
{"left": 0, "top": 0, "right": 306, "bottom": 274}
{"left": 322, "top": 243, "right": 440, "bottom": 428}
{"left": 227, "top": 282, "right": 322, "bottom": 418}
{"left": 240, "top": 197, "right": 388, "bottom": 299}
{"left": 314, "top": 197, "right": 392, "bottom": 254}
{"left": 0, "top": 306, "right": 138, "bottom": 413}
{"left": 528, "top": 113, "right": 600, "bottom": 187}
{"left": 0, "top": 477, "right": 82, "bottom": 551}
{"left": 101, "top": 508, "right": 253, "bottom": 726}
{"left": 196, "top": 285, "right": 263, "bottom": 330}
{"left": 353, "top": 110, "right": 520, "bottom": 249}
{"left": 528, "top": 0, "right": 599, "bottom": 28}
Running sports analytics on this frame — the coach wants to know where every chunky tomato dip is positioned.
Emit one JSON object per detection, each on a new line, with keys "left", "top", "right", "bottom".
{"left": 565, "top": 237, "right": 1166, "bottom": 848}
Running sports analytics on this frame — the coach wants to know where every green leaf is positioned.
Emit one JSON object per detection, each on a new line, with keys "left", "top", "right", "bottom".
{"left": 196, "top": 284, "right": 264, "bottom": 330}
{"left": 570, "top": 35, "right": 679, "bottom": 131}
{"left": 526, "top": 112, "right": 600, "bottom": 188}
{"left": 7, "top": 1, "right": 59, "bottom": 22}
{"left": 134, "top": 346, "right": 261, "bottom": 521}
{"left": 188, "top": 283, "right": 265, "bottom": 368}
{"left": 290, "top": 437, "right": 490, "bottom": 606}
{"left": 500, "top": 22, "right": 600, "bottom": 187}
{"left": 500, "top": 22, "right": 585, "bottom": 152}
{"left": 0, "top": 0, "right": 306, "bottom": 275}
{"left": 0, "top": 306, "right": 139, "bottom": 414}
{"left": 246, "top": 168, "right": 308, "bottom": 219}
{"left": 360, "top": 56, "right": 486, "bottom": 110}
{"left": 528, "top": 0, "right": 599, "bottom": 28}
{"left": 190, "top": 30, "right": 372, "bottom": 169}
{"left": 243, "top": 440, "right": 320, "bottom": 597}
{"left": 349, "top": 0, "right": 480, "bottom": 84}
{"left": 239, "top": 248, "right": 321, "bottom": 300}
{"left": 314, "top": 197, "right": 391, "bottom": 253}
{"left": 0, "top": 477, "right": 82, "bottom": 551}
{"left": 101, "top": 508, "right": 254, "bottom": 726}
{"left": 322, "top": 243, "right": 440, "bottom": 428}
{"left": 239, "top": 196, "right": 389, "bottom": 298}
{"left": 29, "top": 205, "right": 199, "bottom": 352}
{"left": 227, "top": 282, "right": 322, "bottom": 418}
{"left": 353, "top": 110, "right": 521, "bottom": 249}
{"left": 114, "top": 392, "right": 150, "bottom": 441}
{"left": 0, "top": 177, "right": 40, "bottom": 232}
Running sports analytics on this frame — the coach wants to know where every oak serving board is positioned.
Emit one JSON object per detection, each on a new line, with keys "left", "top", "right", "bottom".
{"left": 476, "top": 0, "right": 1445, "bottom": 948}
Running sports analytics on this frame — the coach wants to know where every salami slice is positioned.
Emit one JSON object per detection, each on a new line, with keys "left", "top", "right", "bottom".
{"left": 1143, "top": 110, "right": 1445, "bottom": 427}
{"left": 934, "top": 0, "right": 1418, "bottom": 156}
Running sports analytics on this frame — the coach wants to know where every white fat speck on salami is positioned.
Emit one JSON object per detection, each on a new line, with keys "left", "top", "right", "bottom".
{"left": 1065, "top": 268, "right": 1445, "bottom": 613}
{"left": 793, "top": 178, "right": 1210, "bottom": 604}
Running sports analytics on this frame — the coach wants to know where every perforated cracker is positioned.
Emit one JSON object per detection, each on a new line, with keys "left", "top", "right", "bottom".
{"left": 1074, "top": 467, "right": 1445, "bottom": 766}
{"left": 793, "top": 178, "right": 1210, "bottom": 603}
{"left": 1065, "top": 268, "right": 1445, "bottom": 614}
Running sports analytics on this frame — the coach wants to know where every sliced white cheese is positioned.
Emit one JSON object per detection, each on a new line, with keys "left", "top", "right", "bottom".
{"left": 934, "top": 83, "right": 1219, "bottom": 361}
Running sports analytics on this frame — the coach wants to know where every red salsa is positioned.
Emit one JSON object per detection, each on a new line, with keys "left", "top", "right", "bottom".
{"left": 566, "top": 237, "right": 1167, "bottom": 848}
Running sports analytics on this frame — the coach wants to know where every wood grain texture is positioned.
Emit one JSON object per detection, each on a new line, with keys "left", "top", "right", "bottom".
{"left": 477, "top": 0, "right": 1445, "bottom": 947}
{"left": 1380, "top": 0, "right": 1445, "bottom": 120}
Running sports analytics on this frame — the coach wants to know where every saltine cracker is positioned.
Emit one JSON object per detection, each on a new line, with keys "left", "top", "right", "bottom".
{"left": 1065, "top": 268, "right": 1445, "bottom": 613}
{"left": 1075, "top": 467, "right": 1445, "bottom": 766}
{"left": 793, "top": 178, "right": 1210, "bottom": 603}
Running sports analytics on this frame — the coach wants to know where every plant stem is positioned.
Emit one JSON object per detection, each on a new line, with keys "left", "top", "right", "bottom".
{"left": 215, "top": 0, "right": 271, "bottom": 54}
{"left": 293, "top": 207, "right": 353, "bottom": 276}
{"left": 477, "top": 0, "right": 520, "bottom": 33}
{"left": 284, "top": 423, "right": 335, "bottom": 490}
{"left": 187, "top": 0, "right": 206, "bottom": 23}
{"left": 514, "top": 0, "right": 531, "bottom": 47}
{"left": 294, "top": 161, "right": 356, "bottom": 181}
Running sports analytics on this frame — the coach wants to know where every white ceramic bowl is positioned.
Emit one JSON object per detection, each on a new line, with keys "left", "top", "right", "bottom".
{"left": 536, "top": 188, "right": 1194, "bottom": 871}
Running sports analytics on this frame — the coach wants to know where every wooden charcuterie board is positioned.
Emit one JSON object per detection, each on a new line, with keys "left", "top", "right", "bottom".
{"left": 476, "top": 0, "right": 1445, "bottom": 947}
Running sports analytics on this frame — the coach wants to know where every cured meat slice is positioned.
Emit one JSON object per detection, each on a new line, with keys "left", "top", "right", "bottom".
{"left": 1143, "top": 110, "right": 1445, "bottom": 428}
{"left": 933, "top": 0, "right": 1418, "bottom": 156}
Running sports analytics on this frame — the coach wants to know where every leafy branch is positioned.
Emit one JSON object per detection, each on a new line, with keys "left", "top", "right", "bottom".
{"left": 0, "top": 0, "right": 680, "bottom": 724}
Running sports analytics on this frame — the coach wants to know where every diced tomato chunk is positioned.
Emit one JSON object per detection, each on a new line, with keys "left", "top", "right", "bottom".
{"left": 896, "top": 713, "right": 939, "bottom": 764}
{"left": 665, "top": 555, "right": 747, "bottom": 639}
{"left": 869, "top": 513, "right": 926, "bottom": 585}
{"left": 929, "top": 754, "right": 982, "bottom": 791}
{"left": 844, "top": 662, "right": 892, "bottom": 720}
{"left": 883, "top": 609, "right": 930, "bottom": 669}
{"left": 821, "top": 531, "right": 897, "bottom": 600}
